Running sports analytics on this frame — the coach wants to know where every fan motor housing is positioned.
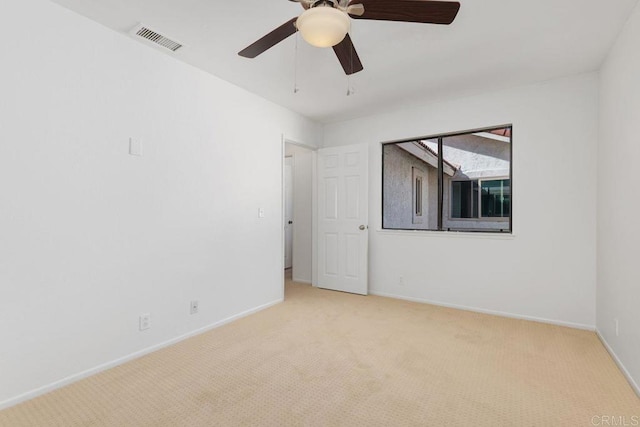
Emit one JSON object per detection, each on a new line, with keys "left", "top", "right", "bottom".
{"left": 312, "top": 0, "right": 338, "bottom": 8}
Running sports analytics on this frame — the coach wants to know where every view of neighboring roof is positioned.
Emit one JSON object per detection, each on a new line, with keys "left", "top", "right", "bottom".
{"left": 415, "top": 141, "right": 459, "bottom": 172}
{"left": 394, "top": 128, "right": 511, "bottom": 180}
{"left": 394, "top": 141, "right": 458, "bottom": 177}
{"left": 490, "top": 128, "right": 511, "bottom": 138}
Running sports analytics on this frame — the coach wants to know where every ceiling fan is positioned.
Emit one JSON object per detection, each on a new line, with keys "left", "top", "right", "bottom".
{"left": 238, "top": 0, "right": 461, "bottom": 75}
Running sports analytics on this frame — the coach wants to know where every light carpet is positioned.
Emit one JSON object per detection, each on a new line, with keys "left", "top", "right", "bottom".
{"left": 1, "top": 276, "right": 639, "bottom": 426}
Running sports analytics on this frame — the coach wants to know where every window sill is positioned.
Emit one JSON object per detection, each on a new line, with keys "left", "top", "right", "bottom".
{"left": 375, "top": 229, "right": 516, "bottom": 240}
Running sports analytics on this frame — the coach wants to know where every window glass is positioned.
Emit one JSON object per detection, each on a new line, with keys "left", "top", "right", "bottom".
{"left": 382, "top": 126, "right": 512, "bottom": 233}
{"left": 481, "top": 179, "right": 510, "bottom": 218}
{"left": 451, "top": 181, "right": 479, "bottom": 219}
{"left": 382, "top": 139, "right": 439, "bottom": 230}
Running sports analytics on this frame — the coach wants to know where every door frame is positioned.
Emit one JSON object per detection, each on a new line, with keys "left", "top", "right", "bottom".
{"left": 284, "top": 155, "right": 294, "bottom": 270}
{"left": 281, "top": 135, "right": 318, "bottom": 295}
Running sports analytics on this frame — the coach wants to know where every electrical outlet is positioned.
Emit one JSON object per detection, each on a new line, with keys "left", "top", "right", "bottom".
{"left": 190, "top": 300, "right": 199, "bottom": 315}
{"left": 139, "top": 313, "right": 150, "bottom": 331}
{"left": 399, "top": 276, "right": 404, "bottom": 286}
{"left": 615, "top": 318, "right": 619, "bottom": 337}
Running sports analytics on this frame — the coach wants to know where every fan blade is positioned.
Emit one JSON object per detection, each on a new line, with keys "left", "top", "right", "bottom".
{"left": 333, "top": 34, "right": 364, "bottom": 75}
{"left": 348, "top": 0, "right": 460, "bottom": 24}
{"left": 238, "top": 18, "right": 298, "bottom": 58}
{"left": 289, "top": 0, "right": 312, "bottom": 8}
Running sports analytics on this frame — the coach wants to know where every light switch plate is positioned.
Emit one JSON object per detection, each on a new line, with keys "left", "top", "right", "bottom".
{"left": 258, "top": 208, "right": 265, "bottom": 218}
{"left": 129, "top": 137, "right": 143, "bottom": 156}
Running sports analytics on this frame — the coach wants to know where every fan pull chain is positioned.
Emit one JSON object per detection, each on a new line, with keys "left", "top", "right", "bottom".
{"left": 346, "top": 32, "right": 355, "bottom": 96}
{"left": 293, "top": 31, "right": 300, "bottom": 94}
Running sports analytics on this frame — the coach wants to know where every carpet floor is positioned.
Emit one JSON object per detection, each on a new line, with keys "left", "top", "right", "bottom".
{"left": 1, "top": 274, "right": 639, "bottom": 426}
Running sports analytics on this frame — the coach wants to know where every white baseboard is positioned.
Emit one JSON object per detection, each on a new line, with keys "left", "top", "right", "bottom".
{"left": 292, "top": 277, "right": 312, "bottom": 285}
{"left": 596, "top": 330, "right": 640, "bottom": 398}
{"left": 0, "top": 298, "right": 283, "bottom": 411}
{"left": 369, "top": 290, "right": 595, "bottom": 331}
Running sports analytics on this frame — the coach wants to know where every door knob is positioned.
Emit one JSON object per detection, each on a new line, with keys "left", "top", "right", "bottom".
{"left": 359, "top": 225, "right": 366, "bottom": 231}
{"left": 288, "top": 221, "right": 293, "bottom": 224}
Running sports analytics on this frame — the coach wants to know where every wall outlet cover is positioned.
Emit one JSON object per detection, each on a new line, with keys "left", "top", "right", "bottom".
{"left": 139, "top": 313, "right": 151, "bottom": 331}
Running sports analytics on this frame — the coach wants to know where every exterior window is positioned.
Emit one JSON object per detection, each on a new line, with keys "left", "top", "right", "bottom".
{"left": 451, "top": 178, "right": 510, "bottom": 219}
{"left": 412, "top": 166, "right": 425, "bottom": 224}
{"left": 451, "top": 180, "right": 479, "bottom": 219}
{"left": 481, "top": 179, "right": 510, "bottom": 218}
{"left": 382, "top": 126, "right": 512, "bottom": 233}
{"left": 415, "top": 176, "right": 423, "bottom": 216}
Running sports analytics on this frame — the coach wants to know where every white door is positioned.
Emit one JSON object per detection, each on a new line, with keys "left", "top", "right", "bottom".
{"left": 317, "top": 144, "right": 368, "bottom": 295}
{"left": 284, "top": 156, "right": 293, "bottom": 269}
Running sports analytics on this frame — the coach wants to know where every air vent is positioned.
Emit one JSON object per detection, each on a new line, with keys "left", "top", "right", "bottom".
{"left": 130, "top": 24, "right": 183, "bottom": 52}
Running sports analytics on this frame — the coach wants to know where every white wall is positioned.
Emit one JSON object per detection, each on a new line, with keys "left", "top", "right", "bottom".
{"left": 284, "top": 143, "right": 314, "bottom": 283}
{"left": 597, "top": 1, "right": 640, "bottom": 395}
{"left": 0, "top": 0, "right": 320, "bottom": 407}
{"left": 323, "top": 73, "right": 598, "bottom": 329}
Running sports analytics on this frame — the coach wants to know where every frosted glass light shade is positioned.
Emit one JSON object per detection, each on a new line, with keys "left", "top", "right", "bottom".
{"left": 297, "top": 6, "right": 350, "bottom": 48}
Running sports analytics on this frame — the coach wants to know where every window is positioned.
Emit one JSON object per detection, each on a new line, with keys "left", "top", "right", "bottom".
{"left": 382, "top": 126, "right": 512, "bottom": 233}
{"left": 451, "top": 180, "right": 478, "bottom": 219}
{"left": 481, "top": 179, "right": 510, "bottom": 218}
{"left": 412, "top": 167, "right": 425, "bottom": 224}
{"left": 451, "top": 178, "right": 510, "bottom": 219}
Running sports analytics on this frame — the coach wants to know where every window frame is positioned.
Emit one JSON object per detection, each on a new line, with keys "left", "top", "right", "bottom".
{"left": 381, "top": 125, "right": 513, "bottom": 234}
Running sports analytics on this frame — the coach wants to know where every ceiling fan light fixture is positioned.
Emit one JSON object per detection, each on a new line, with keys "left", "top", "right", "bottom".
{"left": 297, "top": 5, "right": 350, "bottom": 48}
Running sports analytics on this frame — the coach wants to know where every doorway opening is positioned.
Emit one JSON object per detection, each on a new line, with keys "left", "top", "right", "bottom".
{"left": 284, "top": 142, "right": 314, "bottom": 294}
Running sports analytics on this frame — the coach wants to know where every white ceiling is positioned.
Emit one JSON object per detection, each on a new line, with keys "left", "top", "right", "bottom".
{"left": 52, "top": 0, "right": 638, "bottom": 123}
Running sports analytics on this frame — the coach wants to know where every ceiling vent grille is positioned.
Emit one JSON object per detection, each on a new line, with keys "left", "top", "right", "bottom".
{"left": 131, "top": 24, "right": 183, "bottom": 52}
